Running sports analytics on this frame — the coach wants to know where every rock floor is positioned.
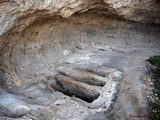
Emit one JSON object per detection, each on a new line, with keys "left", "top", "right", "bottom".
{"left": 0, "top": 44, "right": 160, "bottom": 120}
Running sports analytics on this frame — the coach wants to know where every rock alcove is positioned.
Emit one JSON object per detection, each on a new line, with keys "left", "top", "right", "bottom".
{"left": 0, "top": 0, "right": 160, "bottom": 120}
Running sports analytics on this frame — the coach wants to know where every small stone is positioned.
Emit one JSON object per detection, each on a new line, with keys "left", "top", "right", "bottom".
{"left": 15, "top": 105, "right": 31, "bottom": 117}
{"left": 54, "top": 101, "right": 63, "bottom": 106}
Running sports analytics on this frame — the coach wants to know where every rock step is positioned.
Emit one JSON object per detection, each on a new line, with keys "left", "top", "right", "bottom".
{"left": 54, "top": 74, "right": 100, "bottom": 103}
{"left": 77, "top": 66, "right": 111, "bottom": 77}
{"left": 58, "top": 68, "right": 106, "bottom": 86}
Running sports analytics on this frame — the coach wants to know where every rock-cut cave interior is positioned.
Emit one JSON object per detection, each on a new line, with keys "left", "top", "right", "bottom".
{"left": 0, "top": 0, "right": 160, "bottom": 120}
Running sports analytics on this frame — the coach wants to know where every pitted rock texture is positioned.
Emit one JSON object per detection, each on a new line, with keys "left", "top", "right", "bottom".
{"left": 0, "top": 0, "right": 160, "bottom": 120}
{"left": 0, "top": 0, "right": 160, "bottom": 36}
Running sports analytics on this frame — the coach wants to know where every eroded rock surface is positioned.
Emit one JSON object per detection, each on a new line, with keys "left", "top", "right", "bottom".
{"left": 0, "top": 0, "right": 160, "bottom": 36}
{"left": 0, "top": 0, "right": 160, "bottom": 120}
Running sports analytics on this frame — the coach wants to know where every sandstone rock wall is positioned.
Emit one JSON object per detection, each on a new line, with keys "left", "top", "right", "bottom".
{"left": 0, "top": 0, "right": 160, "bottom": 36}
{"left": 0, "top": 0, "right": 160, "bottom": 91}
{"left": 0, "top": 1, "right": 160, "bottom": 119}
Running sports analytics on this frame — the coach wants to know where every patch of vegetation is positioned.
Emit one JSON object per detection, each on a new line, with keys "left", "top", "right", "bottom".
{"left": 147, "top": 56, "right": 160, "bottom": 67}
{"left": 147, "top": 56, "right": 160, "bottom": 120}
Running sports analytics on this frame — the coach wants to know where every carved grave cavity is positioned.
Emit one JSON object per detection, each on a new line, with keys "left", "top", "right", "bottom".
{"left": 47, "top": 65, "right": 123, "bottom": 109}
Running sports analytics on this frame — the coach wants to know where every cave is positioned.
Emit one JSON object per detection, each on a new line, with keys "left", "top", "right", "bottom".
{"left": 0, "top": 0, "right": 160, "bottom": 120}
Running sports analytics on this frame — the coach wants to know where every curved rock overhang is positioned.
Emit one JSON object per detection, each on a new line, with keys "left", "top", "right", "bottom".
{"left": 0, "top": 1, "right": 160, "bottom": 119}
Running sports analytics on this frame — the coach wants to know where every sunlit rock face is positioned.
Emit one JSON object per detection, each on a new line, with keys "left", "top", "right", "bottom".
{"left": 104, "top": 0, "right": 160, "bottom": 23}
{"left": 0, "top": 0, "right": 160, "bottom": 120}
{"left": 0, "top": 0, "right": 160, "bottom": 36}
